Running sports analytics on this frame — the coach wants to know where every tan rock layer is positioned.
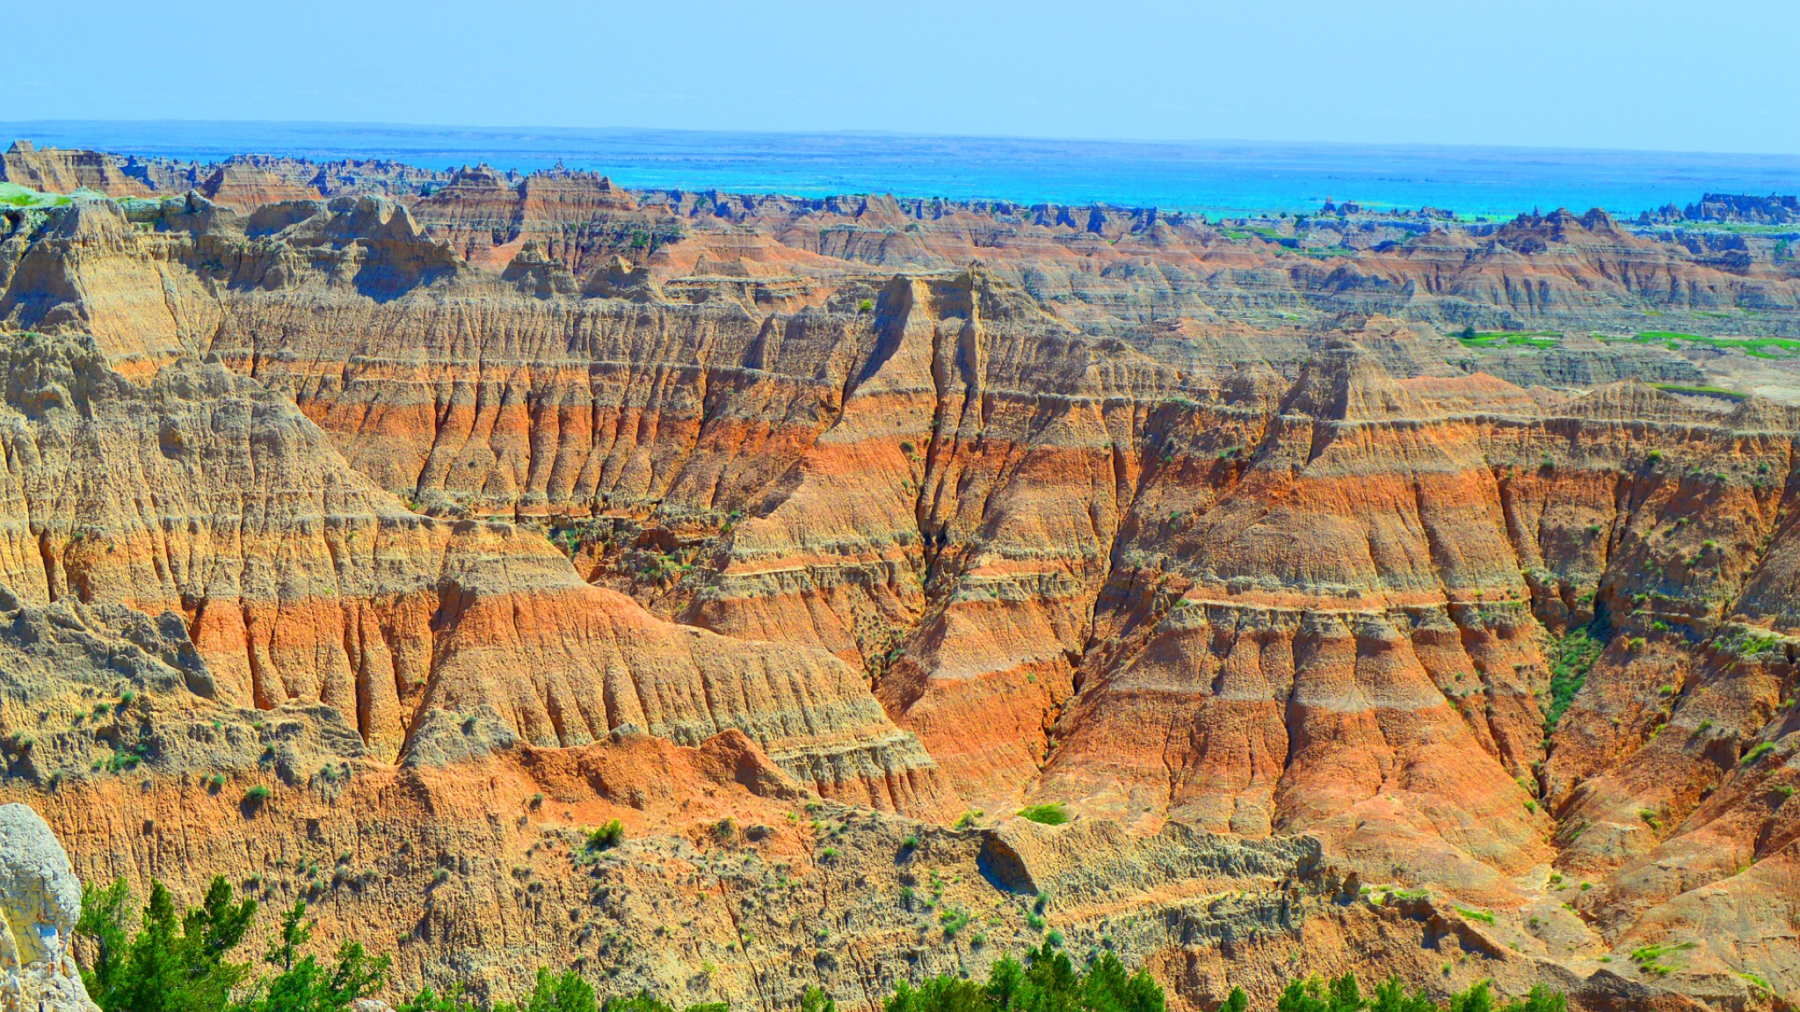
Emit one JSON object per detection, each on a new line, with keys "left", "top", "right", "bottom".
{"left": 0, "top": 330, "right": 949, "bottom": 814}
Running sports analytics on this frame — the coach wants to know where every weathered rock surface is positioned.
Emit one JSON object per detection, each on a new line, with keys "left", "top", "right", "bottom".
{"left": 4, "top": 148, "right": 1800, "bottom": 1009}
{"left": 0, "top": 804, "right": 98, "bottom": 1012}
{"left": 0, "top": 328, "right": 948, "bottom": 815}
{"left": 0, "top": 141, "right": 153, "bottom": 199}
{"left": 198, "top": 163, "right": 323, "bottom": 211}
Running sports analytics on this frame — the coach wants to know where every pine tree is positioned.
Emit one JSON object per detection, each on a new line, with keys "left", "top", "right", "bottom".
{"left": 76, "top": 877, "right": 256, "bottom": 1012}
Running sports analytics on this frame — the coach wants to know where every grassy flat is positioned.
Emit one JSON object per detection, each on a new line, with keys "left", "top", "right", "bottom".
{"left": 1651, "top": 382, "right": 1747, "bottom": 400}
{"left": 1452, "top": 330, "right": 1561, "bottom": 350}
{"left": 1612, "top": 330, "right": 1800, "bottom": 359}
{"left": 0, "top": 182, "right": 72, "bottom": 210}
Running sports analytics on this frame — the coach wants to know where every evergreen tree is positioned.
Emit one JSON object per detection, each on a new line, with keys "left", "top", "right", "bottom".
{"left": 235, "top": 900, "right": 390, "bottom": 1012}
{"left": 493, "top": 969, "right": 597, "bottom": 1012}
{"left": 1368, "top": 977, "right": 1435, "bottom": 1012}
{"left": 76, "top": 876, "right": 257, "bottom": 1012}
{"left": 603, "top": 992, "right": 674, "bottom": 1012}
{"left": 399, "top": 984, "right": 483, "bottom": 1012}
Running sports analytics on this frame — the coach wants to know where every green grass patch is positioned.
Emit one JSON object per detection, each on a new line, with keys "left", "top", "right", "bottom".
{"left": 1455, "top": 906, "right": 1496, "bottom": 925}
{"left": 1546, "top": 623, "right": 1603, "bottom": 732}
{"left": 1650, "top": 383, "right": 1747, "bottom": 401}
{"left": 1716, "top": 627, "right": 1782, "bottom": 658}
{"left": 0, "top": 182, "right": 72, "bottom": 210}
{"left": 1452, "top": 328, "right": 1562, "bottom": 350}
{"left": 1016, "top": 802, "right": 1070, "bottom": 826}
{"left": 938, "top": 906, "right": 970, "bottom": 937}
{"left": 1616, "top": 330, "right": 1800, "bottom": 361}
{"left": 1629, "top": 941, "right": 1696, "bottom": 970}
{"left": 1736, "top": 971, "right": 1772, "bottom": 993}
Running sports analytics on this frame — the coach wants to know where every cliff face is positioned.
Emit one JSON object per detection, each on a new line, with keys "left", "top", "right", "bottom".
{"left": 0, "top": 141, "right": 154, "bottom": 199}
{"left": 0, "top": 325, "right": 949, "bottom": 814}
{"left": 2, "top": 162, "right": 1800, "bottom": 1009}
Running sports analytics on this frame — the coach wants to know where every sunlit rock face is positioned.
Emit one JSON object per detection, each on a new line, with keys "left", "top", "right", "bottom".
{"left": 2, "top": 153, "right": 1800, "bottom": 1008}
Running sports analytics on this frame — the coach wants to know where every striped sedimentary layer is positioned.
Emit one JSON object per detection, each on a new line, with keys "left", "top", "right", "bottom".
{"left": 7, "top": 188, "right": 1800, "bottom": 1000}
{"left": 0, "top": 328, "right": 948, "bottom": 812}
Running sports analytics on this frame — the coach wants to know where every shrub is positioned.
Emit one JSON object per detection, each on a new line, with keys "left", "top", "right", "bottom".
{"left": 1744, "top": 742, "right": 1776, "bottom": 764}
{"left": 939, "top": 907, "right": 970, "bottom": 937}
{"left": 587, "top": 820, "right": 624, "bottom": 851}
{"left": 1016, "top": 803, "right": 1070, "bottom": 826}
{"left": 243, "top": 785, "right": 271, "bottom": 804}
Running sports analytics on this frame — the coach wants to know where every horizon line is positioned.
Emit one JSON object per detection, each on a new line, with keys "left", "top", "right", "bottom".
{"left": 5, "top": 117, "right": 1800, "bottom": 163}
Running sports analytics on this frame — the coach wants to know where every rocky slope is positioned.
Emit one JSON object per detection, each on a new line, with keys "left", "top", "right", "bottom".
{"left": 0, "top": 321, "right": 947, "bottom": 812}
{"left": 2, "top": 151, "right": 1800, "bottom": 1010}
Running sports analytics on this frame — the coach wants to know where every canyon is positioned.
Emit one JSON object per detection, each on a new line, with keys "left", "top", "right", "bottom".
{"left": 2, "top": 140, "right": 1800, "bottom": 1012}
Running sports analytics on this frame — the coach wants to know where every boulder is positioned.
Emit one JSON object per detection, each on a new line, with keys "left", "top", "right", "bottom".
{"left": 0, "top": 804, "right": 98, "bottom": 1012}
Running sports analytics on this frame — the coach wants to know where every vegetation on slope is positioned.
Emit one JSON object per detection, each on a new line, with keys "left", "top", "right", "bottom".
{"left": 1544, "top": 623, "right": 1603, "bottom": 732}
{"left": 77, "top": 878, "right": 1572, "bottom": 1012}
{"left": 1451, "top": 327, "right": 1562, "bottom": 349}
{"left": 1617, "top": 331, "right": 1800, "bottom": 359}
{"left": 78, "top": 876, "right": 388, "bottom": 1012}
{"left": 1016, "top": 802, "right": 1071, "bottom": 826}
{"left": 0, "top": 181, "right": 72, "bottom": 209}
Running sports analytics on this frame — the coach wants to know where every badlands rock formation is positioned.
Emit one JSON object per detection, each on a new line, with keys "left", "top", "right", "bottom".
{"left": 0, "top": 804, "right": 98, "bottom": 1012}
{"left": 3, "top": 148, "right": 1800, "bottom": 1010}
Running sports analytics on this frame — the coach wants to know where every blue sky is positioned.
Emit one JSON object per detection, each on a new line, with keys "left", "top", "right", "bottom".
{"left": 11, "top": 0, "right": 1797, "bottom": 154}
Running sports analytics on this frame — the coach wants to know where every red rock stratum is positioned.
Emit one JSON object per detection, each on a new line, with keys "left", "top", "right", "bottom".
{"left": 3, "top": 153, "right": 1800, "bottom": 1011}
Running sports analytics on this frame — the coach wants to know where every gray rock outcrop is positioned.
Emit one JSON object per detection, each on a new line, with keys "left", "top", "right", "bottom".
{"left": 0, "top": 804, "right": 98, "bottom": 1012}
